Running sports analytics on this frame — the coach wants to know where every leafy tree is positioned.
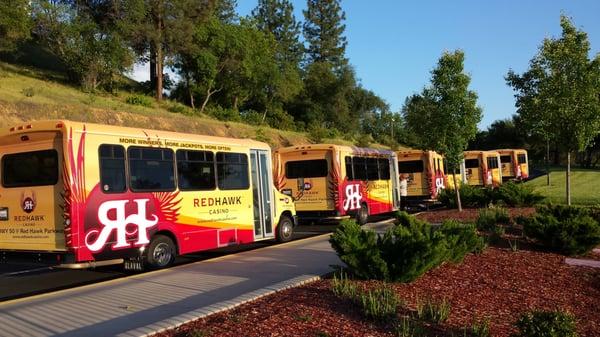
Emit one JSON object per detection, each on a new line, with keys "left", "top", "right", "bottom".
{"left": 126, "top": 0, "right": 214, "bottom": 101}
{"left": 303, "top": 0, "right": 347, "bottom": 68}
{"left": 506, "top": 16, "right": 600, "bottom": 205}
{"left": 252, "top": 0, "right": 303, "bottom": 67}
{"left": 469, "top": 117, "right": 527, "bottom": 150}
{"left": 0, "top": 0, "right": 32, "bottom": 52}
{"left": 404, "top": 50, "right": 482, "bottom": 211}
{"left": 31, "top": 0, "right": 133, "bottom": 91}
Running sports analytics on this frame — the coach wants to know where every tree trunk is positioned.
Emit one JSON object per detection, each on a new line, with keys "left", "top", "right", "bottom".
{"left": 150, "top": 48, "right": 157, "bottom": 90}
{"left": 546, "top": 138, "right": 550, "bottom": 186}
{"left": 453, "top": 167, "right": 462, "bottom": 212}
{"left": 566, "top": 151, "right": 571, "bottom": 206}
{"left": 156, "top": 47, "right": 163, "bottom": 101}
{"left": 233, "top": 96, "right": 238, "bottom": 111}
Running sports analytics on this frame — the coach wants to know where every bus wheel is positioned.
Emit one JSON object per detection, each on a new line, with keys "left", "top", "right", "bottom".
{"left": 356, "top": 204, "right": 369, "bottom": 225}
{"left": 276, "top": 215, "right": 294, "bottom": 243}
{"left": 146, "top": 235, "right": 176, "bottom": 269}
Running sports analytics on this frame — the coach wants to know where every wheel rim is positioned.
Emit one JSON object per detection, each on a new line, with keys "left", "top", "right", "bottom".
{"left": 152, "top": 242, "right": 172, "bottom": 267}
{"left": 282, "top": 222, "right": 292, "bottom": 239}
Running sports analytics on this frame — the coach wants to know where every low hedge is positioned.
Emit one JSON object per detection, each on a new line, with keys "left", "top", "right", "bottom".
{"left": 438, "top": 181, "right": 545, "bottom": 209}
{"left": 517, "top": 204, "right": 600, "bottom": 256}
{"left": 329, "top": 212, "right": 485, "bottom": 282}
{"left": 513, "top": 310, "right": 578, "bottom": 337}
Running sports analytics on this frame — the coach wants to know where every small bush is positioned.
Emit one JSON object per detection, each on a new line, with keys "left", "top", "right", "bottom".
{"left": 476, "top": 207, "right": 510, "bottom": 232}
{"left": 497, "top": 181, "right": 546, "bottom": 207}
{"left": 416, "top": 297, "right": 451, "bottom": 323}
{"left": 513, "top": 310, "right": 578, "bottom": 337}
{"left": 329, "top": 219, "right": 389, "bottom": 280}
{"left": 438, "top": 185, "right": 492, "bottom": 208}
{"left": 166, "top": 101, "right": 194, "bottom": 115}
{"left": 470, "top": 318, "right": 491, "bottom": 337}
{"left": 241, "top": 110, "right": 265, "bottom": 126}
{"left": 518, "top": 205, "right": 600, "bottom": 255}
{"left": 355, "top": 133, "right": 374, "bottom": 147}
{"left": 439, "top": 182, "right": 545, "bottom": 209}
{"left": 331, "top": 272, "right": 358, "bottom": 299}
{"left": 394, "top": 316, "right": 426, "bottom": 337}
{"left": 206, "top": 106, "right": 241, "bottom": 121}
{"left": 358, "top": 285, "right": 400, "bottom": 321}
{"left": 22, "top": 86, "right": 36, "bottom": 97}
{"left": 439, "top": 220, "right": 486, "bottom": 262}
{"left": 308, "top": 123, "right": 329, "bottom": 143}
{"left": 125, "top": 94, "right": 153, "bottom": 107}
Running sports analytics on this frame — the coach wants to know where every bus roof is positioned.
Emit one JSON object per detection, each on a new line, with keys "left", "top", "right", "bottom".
{"left": 464, "top": 150, "right": 500, "bottom": 157}
{"left": 1, "top": 120, "right": 271, "bottom": 150}
{"left": 495, "top": 149, "right": 527, "bottom": 153}
{"left": 274, "top": 143, "right": 395, "bottom": 156}
{"left": 396, "top": 150, "right": 441, "bottom": 157}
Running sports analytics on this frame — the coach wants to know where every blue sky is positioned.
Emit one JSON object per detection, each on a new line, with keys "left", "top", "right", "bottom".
{"left": 236, "top": 0, "right": 600, "bottom": 129}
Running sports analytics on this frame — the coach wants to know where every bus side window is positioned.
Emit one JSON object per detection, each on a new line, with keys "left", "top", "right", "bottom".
{"left": 345, "top": 156, "right": 354, "bottom": 180}
{"left": 217, "top": 152, "right": 249, "bottom": 190}
{"left": 366, "top": 158, "right": 379, "bottom": 181}
{"left": 128, "top": 147, "right": 176, "bottom": 192}
{"left": 352, "top": 157, "right": 367, "bottom": 181}
{"left": 177, "top": 150, "right": 216, "bottom": 191}
{"left": 378, "top": 158, "right": 390, "bottom": 180}
{"left": 99, "top": 145, "right": 126, "bottom": 193}
{"left": 464, "top": 159, "right": 479, "bottom": 169}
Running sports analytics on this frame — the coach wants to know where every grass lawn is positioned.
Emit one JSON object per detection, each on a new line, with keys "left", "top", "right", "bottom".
{"left": 525, "top": 168, "right": 600, "bottom": 205}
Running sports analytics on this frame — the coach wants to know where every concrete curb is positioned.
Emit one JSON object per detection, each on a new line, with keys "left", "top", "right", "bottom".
{"left": 123, "top": 275, "right": 323, "bottom": 337}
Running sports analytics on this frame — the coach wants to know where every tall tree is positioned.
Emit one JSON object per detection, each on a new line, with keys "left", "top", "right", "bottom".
{"left": 404, "top": 50, "right": 482, "bottom": 211}
{"left": 506, "top": 16, "right": 600, "bottom": 205}
{"left": 126, "top": 0, "right": 214, "bottom": 101}
{"left": 214, "top": 0, "right": 237, "bottom": 23}
{"left": 252, "top": 0, "right": 303, "bottom": 66}
{"left": 303, "top": 0, "right": 347, "bottom": 67}
{"left": 0, "top": 0, "right": 31, "bottom": 52}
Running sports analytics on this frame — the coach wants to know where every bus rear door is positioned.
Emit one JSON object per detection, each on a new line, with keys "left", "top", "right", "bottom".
{"left": 464, "top": 157, "right": 483, "bottom": 186}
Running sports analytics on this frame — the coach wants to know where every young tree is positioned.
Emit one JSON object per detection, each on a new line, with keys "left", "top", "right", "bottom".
{"left": 0, "top": 0, "right": 32, "bottom": 52}
{"left": 506, "top": 16, "right": 600, "bottom": 205}
{"left": 404, "top": 50, "right": 482, "bottom": 211}
{"left": 303, "top": 0, "right": 347, "bottom": 67}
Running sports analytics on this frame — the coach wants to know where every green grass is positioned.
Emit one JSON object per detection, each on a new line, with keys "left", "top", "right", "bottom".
{"left": 525, "top": 168, "right": 600, "bottom": 205}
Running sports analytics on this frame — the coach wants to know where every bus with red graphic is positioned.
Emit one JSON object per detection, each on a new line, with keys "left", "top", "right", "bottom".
{"left": 273, "top": 144, "right": 400, "bottom": 224}
{"left": 0, "top": 120, "right": 296, "bottom": 269}
{"left": 396, "top": 150, "right": 446, "bottom": 203}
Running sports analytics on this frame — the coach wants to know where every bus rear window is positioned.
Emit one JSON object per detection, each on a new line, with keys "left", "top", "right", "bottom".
{"left": 500, "top": 155, "right": 512, "bottom": 163}
{"left": 2, "top": 150, "right": 58, "bottom": 188}
{"left": 487, "top": 157, "right": 499, "bottom": 169}
{"left": 398, "top": 160, "right": 424, "bottom": 173}
{"left": 518, "top": 154, "right": 527, "bottom": 164}
{"left": 465, "top": 159, "right": 479, "bottom": 168}
{"left": 285, "top": 159, "right": 328, "bottom": 179}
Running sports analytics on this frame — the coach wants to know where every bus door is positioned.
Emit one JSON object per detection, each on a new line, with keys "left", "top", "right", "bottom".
{"left": 389, "top": 157, "right": 400, "bottom": 209}
{"left": 250, "top": 150, "right": 274, "bottom": 240}
{"left": 398, "top": 159, "right": 426, "bottom": 196}
{"left": 0, "top": 132, "right": 65, "bottom": 251}
{"left": 465, "top": 157, "right": 483, "bottom": 186}
{"left": 500, "top": 154, "right": 513, "bottom": 178}
{"left": 486, "top": 155, "right": 501, "bottom": 186}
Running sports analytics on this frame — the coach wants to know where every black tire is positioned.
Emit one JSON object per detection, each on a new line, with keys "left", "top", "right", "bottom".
{"left": 276, "top": 215, "right": 294, "bottom": 243}
{"left": 356, "top": 203, "right": 369, "bottom": 225}
{"left": 145, "top": 235, "right": 176, "bottom": 269}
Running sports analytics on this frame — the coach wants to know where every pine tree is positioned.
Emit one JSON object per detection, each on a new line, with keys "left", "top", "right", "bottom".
{"left": 303, "top": 0, "right": 348, "bottom": 67}
{"left": 214, "top": 0, "right": 237, "bottom": 23}
{"left": 252, "top": 0, "right": 303, "bottom": 66}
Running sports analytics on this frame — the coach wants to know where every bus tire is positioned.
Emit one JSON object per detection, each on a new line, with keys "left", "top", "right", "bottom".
{"left": 145, "top": 235, "right": 176, "bottom": 269}
{"left": 276, "top": 215, "right": 294, "bottom": 243}
{"left": 356, "top": 204, "right": 369, "bottom": 225}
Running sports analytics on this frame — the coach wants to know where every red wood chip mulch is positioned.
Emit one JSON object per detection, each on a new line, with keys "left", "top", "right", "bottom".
{"left": 415, "top": 207, "right": 536, "bottom": 224}
{"left": 155, "top": 247, "right": 600, "bottom": 337}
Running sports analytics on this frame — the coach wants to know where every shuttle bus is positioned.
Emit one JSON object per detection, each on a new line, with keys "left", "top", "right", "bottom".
{"left": 0, "top": 120, "right": 296, "bottom": 269}
{"left": 273, "top": 144, "right": 400, "bottom": 224}
{"left": 497, "top": 149, "right": 529, "bottom": 181}
{"left": 396, "top": 150, "right": 446, "bottom": 202}
{"left": 463, "top": 151, "right": 503, "bottom": 187}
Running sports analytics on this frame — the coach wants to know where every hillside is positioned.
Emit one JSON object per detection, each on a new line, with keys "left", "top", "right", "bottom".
{"left": 0, "top": 61, "right": 393, "bottom": 149}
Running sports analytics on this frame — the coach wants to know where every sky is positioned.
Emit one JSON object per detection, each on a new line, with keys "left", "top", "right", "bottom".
{"left": 131, "top": 1, "right": 600, "bottom": 129}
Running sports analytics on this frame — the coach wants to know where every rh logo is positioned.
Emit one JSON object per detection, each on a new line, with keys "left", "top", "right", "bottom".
{"left": 86, "top": 199, "right": 158, "bottom": 252}
{"left": 343, "top": 184, "right": 362, "bottom": 211}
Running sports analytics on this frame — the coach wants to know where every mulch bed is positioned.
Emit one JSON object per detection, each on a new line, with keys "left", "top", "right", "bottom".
{"left": 415, "top": 207, "right": 536, "bottom": 224}
{"left": 155, "top": 247, "right": 600, "bottom": 337}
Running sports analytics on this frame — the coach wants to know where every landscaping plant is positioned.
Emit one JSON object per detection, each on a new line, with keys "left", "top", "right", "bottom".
{"left": 416, "top": 297, "right": 452, "bottom": 323}
{"left": 512, "top": 310, "right": 578, "bottom": 337}
{"left": 438, "top": 182, "right": 545, "bottom": 209}
{"left": 476, "top": 207, "right": 510, "bottom": 232}
{"left": 470, "top": 318, "right": 491, "bottom": 337}
{"left": 518, "top": 205, "right": 600, "bottom": 255}
{"left": 358, "top": 285, "right": 401, "bottom": 321}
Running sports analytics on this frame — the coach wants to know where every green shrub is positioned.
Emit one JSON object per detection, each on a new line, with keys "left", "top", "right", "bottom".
{"left": 358, "top": 285, "right": 400, "bottom": 321}
{"left": 518, "top": 205, "right": 600, "bottom": 255}
{"left": 496, "top": 181, "right": 546, "bottom": 207}
{"left": 125, "top": 94, "right": 153, "bottom": 107}
{"left": 439, "top": 220, "right": 486, "bottom": 262}
{"left": 308, "top": 123, "right": 329, "bottom": 143}
{"left": 438, "top": 185, "right": 492, "bottom": 208}
{"left": 240, "top": 110, "right": 265, "bottom": 126}
{"left": 476, "top": 207, "right": 510, "bottom": 232}
{"left": 416, "top": 297, "right": 451, "bottom": 323}
{"left": 22, "top": 86, "right": 36, "bottom": 97}
{"left": 329, "top": 219, "right": 389, "bottom": 280}
{"left": 206, "top": 106, "right": 241, "bottom": 121}
{"left": 331, "top": 272, "right": 358, "bottom": 299}
{"left": 513, "top": 310, "right": 578, "bottom": 337}
{"left": 470, "top": 318, "right": 491, "bottom": 337}
{"left": 166, "top": 101, "right": 194, "bottom": 115}
{"left": 394, "top": 316, "right": 427, "bottom": 337}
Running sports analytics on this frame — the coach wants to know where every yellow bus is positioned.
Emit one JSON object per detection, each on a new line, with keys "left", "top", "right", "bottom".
{"left": 497, "top": 149, "right": 529, "bottom": 181}
{"left": 396, "top": 150, "right": 446, "bottom": 201}
{"left": 0, "top": 120, "right": 296, "bottom": 269}
{"left": 463, "top": 150, "right": 503, "bottom": 187}
{"left": 273, "top": 144, "right": 400, "bottom": 224}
